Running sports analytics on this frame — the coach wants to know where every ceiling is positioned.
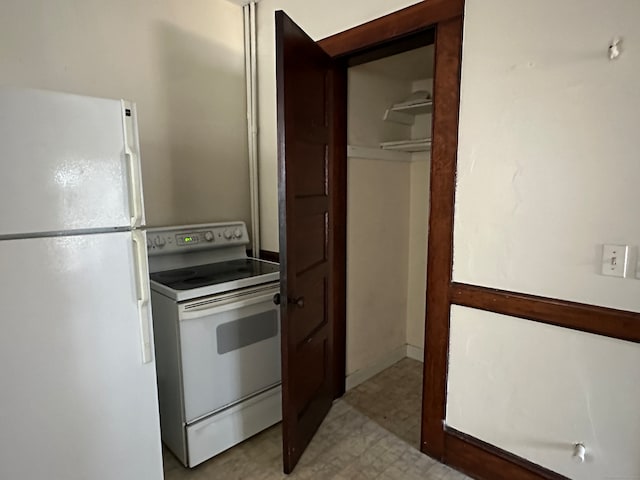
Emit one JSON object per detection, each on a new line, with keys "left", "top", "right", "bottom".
{"left": 352, "top": 45, "right": 435, "bottom": 81}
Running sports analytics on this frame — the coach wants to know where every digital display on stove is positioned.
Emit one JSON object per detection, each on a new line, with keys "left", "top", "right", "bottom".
{"left": 177, "top": 234, "right": 199, "bottom": 246}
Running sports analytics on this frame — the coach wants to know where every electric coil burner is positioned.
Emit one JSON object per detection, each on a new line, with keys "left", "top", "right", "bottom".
{"left": 147, "top": 222, "right": 281, "bottom": 468}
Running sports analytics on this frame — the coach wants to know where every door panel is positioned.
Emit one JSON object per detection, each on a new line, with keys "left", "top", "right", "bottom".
{"left": 293, "top": 144, "right": 328, "bottom": 196}
{"left": 292, "top": 336, "right": 329, "bottom": 409}
{"left": 291, "top": 276, "right": 328, "bottom": 345}
{"left": 0, "top": 89, "right": 137, "bottom": 235}
{"left": 276, "top": 10, "right": 337, "bottom": 473}
{"left": 0, "top": 232, "right": 162, "bottom": 480}
{"left": 294, "top": 212, "right": 328, "bottom": 272}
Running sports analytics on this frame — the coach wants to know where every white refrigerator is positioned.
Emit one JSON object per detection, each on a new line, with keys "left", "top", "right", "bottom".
{"left": 0, "top": 89, "right": 164, "bottom": 479}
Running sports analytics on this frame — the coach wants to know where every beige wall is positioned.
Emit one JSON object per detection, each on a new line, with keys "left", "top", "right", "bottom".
{"left": 346, "top": 63, "right": 410, "bottom": 375}
{"left": 346, "top": 157, "right": 409, "bottom": 375}
{"left": 348, "top": 69, "right": 411, "bottom": 147}
{"left": 447, "top": 0, "right": 640, "bottom": 478}
{"left": 346, "top": 57, "right": 431, "bottom": 374}
{"left": 406, "top": 77, "right": 432, "bottom": 352}
{"left": 258, "top": 1, "right": 640, "bottom": 476}
{"left": 406, "top": 159, "right": 430, "bottom": 351}
{"left": 256, "top": 0, "right": 421, "bottom": 251}
{"left": 346, "top": 155, "right": 430, "bottom": 372}
{"left": 0, "top": 0, "right": 249, "bottom": 229}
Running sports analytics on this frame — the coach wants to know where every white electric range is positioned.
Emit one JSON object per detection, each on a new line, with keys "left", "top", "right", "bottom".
{"left": 147, "top": 222, "right": 282, "bottom": 468}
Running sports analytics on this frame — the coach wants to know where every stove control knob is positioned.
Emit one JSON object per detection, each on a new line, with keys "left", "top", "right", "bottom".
{"left": 223, "top": 229, "right": 233, "bottom": 240}
{"left": 204, "top": 231, "right": 214, "bottom": 242}
{"left": 154, "top": 236, "right": 166, "bottom": 248}
{"left": 233, "top": 228, "right": 242, "bottom": 239}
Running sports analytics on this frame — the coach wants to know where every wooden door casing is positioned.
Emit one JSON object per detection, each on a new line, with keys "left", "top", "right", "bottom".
{"left": 316, "top": 3, "right": 571, "bottom": 480}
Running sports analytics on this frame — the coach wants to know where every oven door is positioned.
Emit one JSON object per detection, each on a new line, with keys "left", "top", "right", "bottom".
{"left": 177, "top": 283, "right": 281, "bottom": 424}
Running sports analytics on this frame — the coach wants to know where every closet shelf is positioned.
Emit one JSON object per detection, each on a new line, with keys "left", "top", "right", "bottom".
{"left": 390, "top": 100, "right": 432, "bottom": 115}
{"left": 347, "top": 145, "right": 429, "bottom": 162}
{"left": 380, "top": 139, "right": 431, "bottom": 152}
{"left": 383, "top": 91, "right": 432, "bottom": 125}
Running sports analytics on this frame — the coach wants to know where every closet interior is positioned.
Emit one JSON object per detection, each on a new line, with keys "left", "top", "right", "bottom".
{"left": 343, "top": 44, "right": 435, "bottom": 448}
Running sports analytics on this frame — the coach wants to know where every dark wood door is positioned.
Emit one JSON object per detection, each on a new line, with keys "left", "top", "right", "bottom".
{"left": 275, "top": 10, "right": 340, "bottom": 474}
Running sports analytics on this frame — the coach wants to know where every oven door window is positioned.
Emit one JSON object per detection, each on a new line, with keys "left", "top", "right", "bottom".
{"left": 216, "top": 310, "right": 278, "bottom": 355}
{"left": 178, "top": 288, "right": 281, "bottom": 423}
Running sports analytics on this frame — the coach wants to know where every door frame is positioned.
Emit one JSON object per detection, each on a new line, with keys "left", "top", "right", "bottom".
{"left": 318, "top": 0, "right": 463, "bottom": 458}
{"left": 317, "top": 2, "right": 566, "bottom": 480}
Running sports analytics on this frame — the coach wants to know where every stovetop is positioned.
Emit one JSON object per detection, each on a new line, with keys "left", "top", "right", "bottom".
{"left": 146, "top": 222, "right": 280, "bottom": 302}
{"left": 150, "top": 258, "right": 280, "bottom": 291}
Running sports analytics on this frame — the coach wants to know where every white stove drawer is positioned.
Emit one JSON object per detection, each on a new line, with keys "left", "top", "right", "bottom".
{"left": 185, "top": 385, "right": 282, "bottom": 467}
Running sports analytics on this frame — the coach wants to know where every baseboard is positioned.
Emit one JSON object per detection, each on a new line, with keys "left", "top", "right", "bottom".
{"left": 406, "top": 344, "right": 424, "bottom": 362}
{"left": 444, "top": 427, "right": 570, "bottom": 480}
{"left": 345, "top": 345, "right": 406, "bottom": 391}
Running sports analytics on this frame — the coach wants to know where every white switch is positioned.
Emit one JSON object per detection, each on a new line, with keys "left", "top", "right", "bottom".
{"left": 601, "top": 244, "right": 629, "bottom": 277}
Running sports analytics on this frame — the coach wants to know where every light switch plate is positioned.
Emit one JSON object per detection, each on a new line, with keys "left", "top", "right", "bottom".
{"left": 601, "top": 244, "right": 629, "bottom": 277}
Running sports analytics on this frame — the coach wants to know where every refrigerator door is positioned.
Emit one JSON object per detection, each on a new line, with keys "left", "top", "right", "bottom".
{"left": 0, "top": 88, "right": 145, "bottom": 236}
{"left": 0, "top": 231, "right": 162, "bottom": 480}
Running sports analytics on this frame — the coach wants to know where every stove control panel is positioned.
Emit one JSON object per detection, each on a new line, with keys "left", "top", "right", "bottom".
{"left": 146, "top": 222, "right": 249, "bottom": 255}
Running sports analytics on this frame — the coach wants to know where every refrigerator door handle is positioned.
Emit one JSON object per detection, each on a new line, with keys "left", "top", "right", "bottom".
{"left": 125, "top": 150, "right": 144, "bottom": 228}
{"left": 122, "top": 101, "right": 144, "bottom": 228}
{"left": 132, "top": 230, "right": 153, "bottom": 364}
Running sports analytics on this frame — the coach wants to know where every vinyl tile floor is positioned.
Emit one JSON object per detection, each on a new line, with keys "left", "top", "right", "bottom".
{"left": 163, "top": 358, "right": 471, "bottom": 480}
{"left": 342, "top": 358, "right": 423, "bottom": 449}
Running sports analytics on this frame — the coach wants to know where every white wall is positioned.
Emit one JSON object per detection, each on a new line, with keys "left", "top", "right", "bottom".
{"left": 348, "top": 69, "right": 411, "bottom": 147}
{"left": 346, "top": 59, "right": 431, "bottom": 374}
{"left": 454, "top": 1, "right": 640, "bottom": 311}
{"left": 448, "top": 307, "right": 640, "bottom": 480}
{"left": 256, "top": 0, "right": 421, "bottom": 251}
{"left": 346, "top": 157, "right": 410, "bottom": 375}
{"left": 448, "top": 0, "right": 640, "bottom": 478}
{"left": 406, "top": 159, "right": 430, "bottom": 352}
{"left": 406, "top": 77, "right": 432, "bottom": 352}
{"left": 0, "top": 0, "right": 249, "bottom": 229}
{"left": 345, "top": 65, "right": 411, "bottom": 375}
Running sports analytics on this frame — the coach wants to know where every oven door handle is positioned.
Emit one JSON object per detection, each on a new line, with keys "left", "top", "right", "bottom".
{"left": 179, "top": 289, "right": 279, "bottom": 321}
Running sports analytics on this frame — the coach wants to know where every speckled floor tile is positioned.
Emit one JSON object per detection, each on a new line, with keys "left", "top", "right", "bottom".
{"left": 342, "top": 357, "right": 423, "bottom": 449}
{"left": 163, "top": 358, "right": 471, "bottom": 479}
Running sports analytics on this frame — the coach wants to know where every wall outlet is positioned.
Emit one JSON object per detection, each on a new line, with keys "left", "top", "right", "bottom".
{"left": 601, "top": 244, "right": 629, "bottom": 277}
